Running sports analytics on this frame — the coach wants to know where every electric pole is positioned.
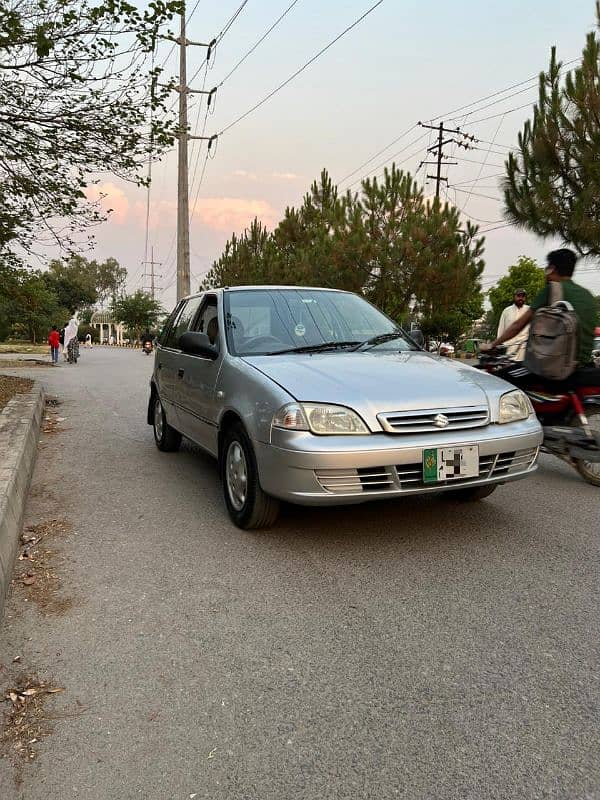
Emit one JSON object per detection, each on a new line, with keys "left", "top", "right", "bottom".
{"left": 142, "top": 246, "right": 162, "bottom": 299}
{"left": 418, "top": 121, "right": 471, "bottom": 197}
{"left": 176, "top": 8, "right": 191, "bottom": 302}
{"left": 173, "top": 7, "right": 217, "bottom": 302}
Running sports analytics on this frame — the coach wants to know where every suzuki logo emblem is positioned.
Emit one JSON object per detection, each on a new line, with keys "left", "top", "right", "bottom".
{"left": 433, "top": 413, "right": 450, "bottom": 428}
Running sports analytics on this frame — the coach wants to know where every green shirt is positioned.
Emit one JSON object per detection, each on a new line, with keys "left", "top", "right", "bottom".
{"left": 530, "top": 279, "right": 597, "bottom": 366}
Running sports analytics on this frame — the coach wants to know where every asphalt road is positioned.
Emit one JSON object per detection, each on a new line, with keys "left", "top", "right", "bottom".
{"left": 0, "top": 347, "right": 599, "bottom": 800}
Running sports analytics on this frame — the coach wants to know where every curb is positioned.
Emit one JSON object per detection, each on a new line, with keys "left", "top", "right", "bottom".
{"left": 0, "top": 383, "right": 45, "bottom": 623}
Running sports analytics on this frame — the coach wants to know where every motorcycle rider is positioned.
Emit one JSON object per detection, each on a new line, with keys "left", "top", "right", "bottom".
{"left": 481, "top": 249, "right": 597, "bottom": 369}
{"left": 141, "top": 329, "right": 153, "bottom": 349}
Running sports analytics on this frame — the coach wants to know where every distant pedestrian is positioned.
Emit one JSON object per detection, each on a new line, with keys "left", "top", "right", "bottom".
{"left": 85, "top": 333, "right": 93, "bottom": 349}
{"left": 48, "top": 325, "right": 60, "bottom": 365}
{"left": 109, "top": 334, "right": 115, "bottom": 346}
{"left": 497, "top": 289, "right": 530, "bottom": 361}
{"left": 64, "top": 317, "right": 79, "bottom": 364}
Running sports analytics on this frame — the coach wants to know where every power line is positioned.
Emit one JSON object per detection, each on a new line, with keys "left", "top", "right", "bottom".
{"left": 458, "top": 114, "right": 506, "bottom": 212}
{"left": 467, "top": 100, "right": 538, "bottom": 126}
{"left": 346, "top": 141, "right": 429, "bottom": 189}
{"left": 217, "top": 0, "right": 302, "bottom": 86}
{"left": 217, "top": 1, "right": 249, "bottom": 42}
{"left": 184, "top": 2, "right": 250, "bottom": 90}
{"left": 343, "top": 130, "right": 429, "bottom": 188}
{"left": 451, "top": 172, "right": 504, "bottom": 187}
{"left": 450, "top": 186, "right": 502, "bottom": 202}
{"left": 217, "top": 0, "right": 386, "bottom": 137}
{"left": 338, "top": 59, "right": 581, "bottom": 190}
{"left": 427, "top": 57, "right": 580, "bottom": 124}
{"left": 158, "top": 0, "right": 205, "bottom": 69}
{"left": 338, "top": 124, "right": 418, "bottom": 185}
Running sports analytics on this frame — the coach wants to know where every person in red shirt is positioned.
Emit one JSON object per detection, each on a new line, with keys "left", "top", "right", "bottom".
{"left": 48, "top": 325, "right": 61, "bottom": 365}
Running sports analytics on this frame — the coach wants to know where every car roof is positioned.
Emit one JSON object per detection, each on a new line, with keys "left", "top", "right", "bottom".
{"left": 182, "top": 285, "right": 353, "bottom": 300}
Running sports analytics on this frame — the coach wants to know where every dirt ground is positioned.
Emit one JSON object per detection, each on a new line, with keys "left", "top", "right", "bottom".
{"left": 0, "top": 376, "right": 34, "bottom": 412}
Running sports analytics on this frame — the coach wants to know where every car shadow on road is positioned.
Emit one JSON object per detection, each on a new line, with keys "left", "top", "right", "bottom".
{"left": 176, "top": 437, "right": 528, "bottom": 553}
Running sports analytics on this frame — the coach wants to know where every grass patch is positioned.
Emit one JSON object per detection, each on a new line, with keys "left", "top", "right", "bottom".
{"left": 0, "top": 343, "right": 49, "bottom": 355}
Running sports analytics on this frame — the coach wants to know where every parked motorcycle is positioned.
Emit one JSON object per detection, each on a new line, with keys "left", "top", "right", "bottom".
{"left": 142, "top": 340, "right": 153, "bottom": 356}
{"left": 476, "top": 347, "right": 600, "bottom": 485}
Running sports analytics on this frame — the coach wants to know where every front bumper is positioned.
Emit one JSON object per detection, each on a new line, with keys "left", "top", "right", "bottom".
{"left": 256, "top": 418, "right": 543, "bottom": 505}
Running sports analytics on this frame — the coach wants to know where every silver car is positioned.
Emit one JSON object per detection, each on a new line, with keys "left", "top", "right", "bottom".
{"left": 148, "top": 286, "right": 542, "bottom": 529}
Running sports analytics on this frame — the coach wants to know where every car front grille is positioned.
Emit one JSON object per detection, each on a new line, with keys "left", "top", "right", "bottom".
{"left": 378, "top": 406, "right": 489, "bottom": 434}
{"left": 314, "top": 466, "right": 396, "bottom": 494}
{"left": 314, "top": 448, "right": 539, "bottom": 494}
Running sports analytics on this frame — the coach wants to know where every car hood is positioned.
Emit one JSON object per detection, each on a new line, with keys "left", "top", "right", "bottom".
{"left": 243, "top": 351, "right": 510, "bottom": 429}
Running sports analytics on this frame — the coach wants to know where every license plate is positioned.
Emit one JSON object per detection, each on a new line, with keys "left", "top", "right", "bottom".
{"left": 423, "top": 446, "right": 479, "bottom": 483}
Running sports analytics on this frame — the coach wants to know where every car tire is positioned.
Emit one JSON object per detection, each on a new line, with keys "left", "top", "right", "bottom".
{"left": 221, "top": 423, "right": 280, "bottom": 530}
{"left": 449, "top": 484, "right": 498, "bottom": 501}
{"left": 152, "top": 394, "right": 182, "bottom": 452}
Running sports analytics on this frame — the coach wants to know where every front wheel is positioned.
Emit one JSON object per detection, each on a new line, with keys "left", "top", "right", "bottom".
{"left": 448, "top": 484, "right": 498, "bottom": 501}
{"left": 574, "top": 405, "right": 600, "bottom": 486}
{"left": 152, "top": 394, "right": 182, "bottom": 452}
{"left": 220, "top": 423, "right": 280, "bottom": 530}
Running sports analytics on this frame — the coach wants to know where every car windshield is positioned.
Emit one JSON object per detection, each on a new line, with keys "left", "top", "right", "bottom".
{"left": 223, "top": 288, "right": 417, "bottom": 356}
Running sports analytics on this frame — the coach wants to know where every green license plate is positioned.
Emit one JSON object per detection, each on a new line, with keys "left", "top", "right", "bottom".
{"left": 422, "top": 446, "right": 479, "bottom": 483}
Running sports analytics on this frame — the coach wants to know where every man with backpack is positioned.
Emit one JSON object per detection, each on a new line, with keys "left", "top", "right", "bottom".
{"left": 481, "top": 249, "right": 597, "bottom": 376}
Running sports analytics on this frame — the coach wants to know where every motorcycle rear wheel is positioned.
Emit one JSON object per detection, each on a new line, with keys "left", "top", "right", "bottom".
{"left": 574, "top": 405, "right": 600, "bottom": 486}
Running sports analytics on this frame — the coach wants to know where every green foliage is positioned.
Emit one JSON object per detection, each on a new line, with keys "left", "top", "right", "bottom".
{"left": 112, "top": 290, "right": 163, "bottom": 340}
{"left": 43, "top": 256, "right": 98, "bottom": 312}
{"left": 504, "top": 5, "right": 600, "bottom": 256}
{"left": 0, "top": 269, "right": 66, "bottom": 343}
{"left": 0, "top": 254, "right": 126, "bottom": 341}
{"left": 487, "top": 256, "right": 546, "bottom": 331}
{"left": 0, "top": 0, "right": 182, "bottom": 266}
{"left": 77, "top": 324, "right": 99, "bottom": 343}
{"left": 202, "top": 166, "right": 485, "bottom": 341}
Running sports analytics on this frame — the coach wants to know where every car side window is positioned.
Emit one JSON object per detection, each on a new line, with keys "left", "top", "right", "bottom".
{"left": 163, "top": 296, "right": 203, "bottom": 349}
{"left": 193, "top": 298, "right": 219, "bottom": 348}
{"left": 158, "top": 302, "right": 184, "bottom": 346}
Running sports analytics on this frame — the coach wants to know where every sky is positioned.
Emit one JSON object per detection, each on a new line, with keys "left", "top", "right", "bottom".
{"left": 87, "top": 0, "right": 600, "bottom": 313}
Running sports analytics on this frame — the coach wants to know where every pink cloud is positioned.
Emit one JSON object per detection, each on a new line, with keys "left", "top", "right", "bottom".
{"left": 86, "top": 181, "right": 130, "bottom": 224}
{"left": 271, "top": 171, "right": 301, "bottom": 181}
{"left": 191, "top": 197, "right": 279, "bottom": 233}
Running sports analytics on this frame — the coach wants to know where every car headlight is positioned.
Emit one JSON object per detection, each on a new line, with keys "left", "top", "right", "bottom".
{"left": 272, "top": 403, "right": 369, "bottom": 435}
{"left": 498, "top": 390, "right": 533, "bottom": 424}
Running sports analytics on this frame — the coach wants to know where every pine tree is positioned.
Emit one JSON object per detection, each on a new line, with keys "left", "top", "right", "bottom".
{"left": 504, "top": 4, "right": 600, "bottom": 256}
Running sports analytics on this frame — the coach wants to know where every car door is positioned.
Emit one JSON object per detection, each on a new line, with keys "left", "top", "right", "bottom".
{"left": 176, "top": 294, "right": 222, "bottom": 455}
{"left": 156, "top": 295, "right": 203, "bottom": 430}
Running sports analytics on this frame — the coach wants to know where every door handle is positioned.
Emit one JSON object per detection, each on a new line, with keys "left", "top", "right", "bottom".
{"left": 177, "top": 368, "right": 185, "bottom": 378}
{"left": 157, "top": 362, "right": 162, "bottom": 370}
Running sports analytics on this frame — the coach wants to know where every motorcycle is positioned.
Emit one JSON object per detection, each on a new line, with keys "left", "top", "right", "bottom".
{"left": 476, "top": 347, "right": 600, "bottom": 485}
{"left": 142, "top": 340, "right": 153, "bottom": 356}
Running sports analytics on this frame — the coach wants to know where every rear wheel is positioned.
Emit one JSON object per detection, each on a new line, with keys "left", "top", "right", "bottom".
{"left": 152, "top": 394, "right": 181, "bottom": 452}
{"left": 220, "top": 423, "right": 279, "bottom": 530}
{"left": 449, "top": 484, "right": 498, "bottom": 501}
{"left": 574, "top": 405, "right": 600, "bottom": 486}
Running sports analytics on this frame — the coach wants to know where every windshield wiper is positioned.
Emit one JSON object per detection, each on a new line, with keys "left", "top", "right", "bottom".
{"left": 351, "top": 332, "right": 409, "bottom": 351}
{"left": 265, "top": 340, "right": 361, "bottom": 355}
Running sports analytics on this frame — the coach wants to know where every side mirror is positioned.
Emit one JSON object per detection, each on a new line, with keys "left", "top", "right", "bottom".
{"left": 179, "top": 331, "right": 219, "bottom": 360}
{"left": 410, "top": 329, "right": 425, "bottom": 348}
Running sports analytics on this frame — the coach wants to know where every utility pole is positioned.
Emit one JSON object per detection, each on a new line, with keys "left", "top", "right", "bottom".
{"left": 172, "top": 6, "right": 217, "bottom": 302}
{"left": 176, "top": 8, "right": 191, "bottom": 302}
{"left": 418, "top": 121, "right": 469, "bottom": 197}
{"left": 142, "top": 246, "right": 162, "bottom": 299}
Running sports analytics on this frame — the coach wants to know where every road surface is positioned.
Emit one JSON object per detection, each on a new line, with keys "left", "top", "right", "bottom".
{"left": 0, "top": 347, "right": 599, "bottom": 799}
